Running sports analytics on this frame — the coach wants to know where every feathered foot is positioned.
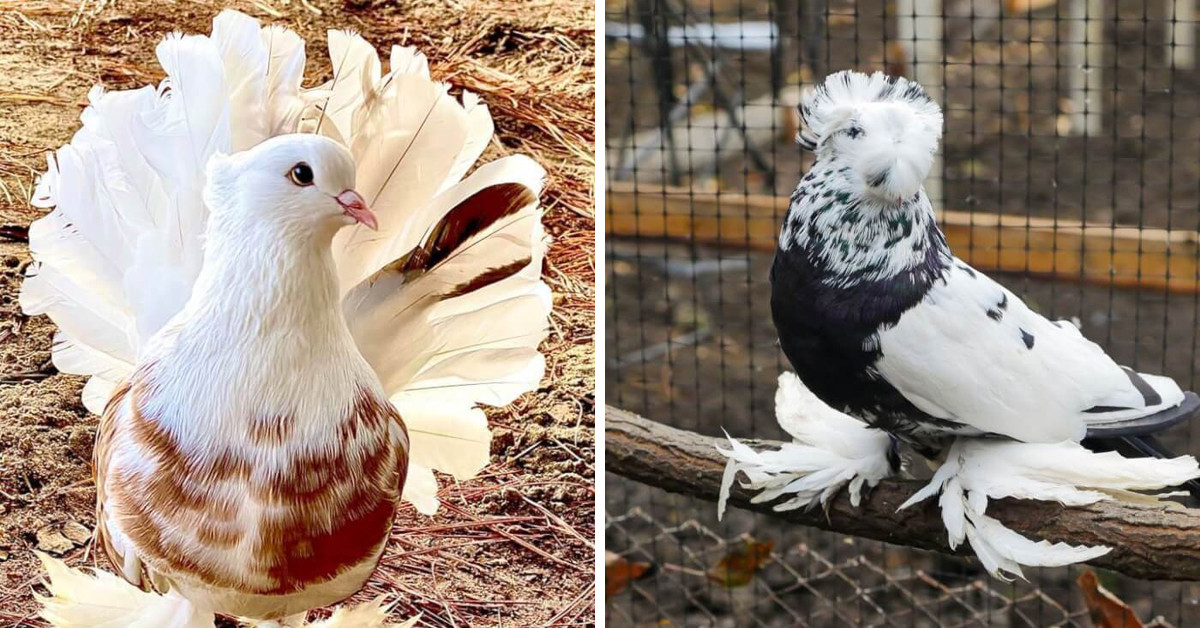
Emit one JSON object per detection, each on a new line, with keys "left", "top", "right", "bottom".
{"left": 900, "top": 438, "right": 1200, "bottom": 580}
{"left": 35, "top": 552, "right": 214, "bottom": 628}
{"left": 300, "top": 597, "right": 417, "bottom": 628}
{"left": 249, "top": 613, "right": 308, "bottom": 628}
{"left": 717, "top": 372, "right": 898, "bottom": 518}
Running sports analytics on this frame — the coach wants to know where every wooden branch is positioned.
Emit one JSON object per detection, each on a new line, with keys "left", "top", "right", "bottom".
{"left": 606, "top": 405, "right": 1200, "bottom": 581}
{"left": 605, "top": 182, "right": 1200, "bottom": 294}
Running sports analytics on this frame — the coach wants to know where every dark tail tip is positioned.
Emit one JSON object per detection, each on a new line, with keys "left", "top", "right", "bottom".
{"left": 1085, "top": 391, "right": 1200, "bottom": 439}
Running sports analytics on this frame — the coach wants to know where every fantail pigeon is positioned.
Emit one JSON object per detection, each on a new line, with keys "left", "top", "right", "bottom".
{"left": 24, "top": 10, "right": 549, "bottom": 627}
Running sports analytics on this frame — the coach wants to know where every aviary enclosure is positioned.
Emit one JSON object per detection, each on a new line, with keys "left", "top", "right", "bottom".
{"left": 605, "top": 0, "right": 1200, "bottom": 625}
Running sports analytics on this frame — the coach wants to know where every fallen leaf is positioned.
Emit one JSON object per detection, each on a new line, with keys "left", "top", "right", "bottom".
{"left": 35, "top": 525, "right": 73, "bottom": 555}
{"left": 708, "top": 539, "right": 774, "bottom": 588}
{"left": 61, "top": 520, "right": 92, "bottom": 545}
{"left": 1078, "top": 570, "right": 1145, "bottom": 628}
{"left": 605, "top": 550, "right": 652, "bottom": 596}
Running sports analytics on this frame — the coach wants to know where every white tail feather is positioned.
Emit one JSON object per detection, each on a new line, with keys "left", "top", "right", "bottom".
{"left": 35, "top": 553, "right": 213, "bottom": 628}
{"left": 22, "top": 9, "right": 550, "bottom": 514}
{"left": 336, "top": 69, "right": 469, "bottom": 289}
{"left": 402, "top": 462, "right": 441, "bottom": 515}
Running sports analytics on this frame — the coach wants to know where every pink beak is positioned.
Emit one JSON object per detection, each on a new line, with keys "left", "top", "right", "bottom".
{"left": 336, "top": 189, "right": 378, "bottom": 231}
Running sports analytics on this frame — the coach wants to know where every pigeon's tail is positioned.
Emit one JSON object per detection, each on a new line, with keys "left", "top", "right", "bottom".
{"left": 34, "top": 553, "right": 213, "bottom": 628}
{"left": 796, "top": 70, "right": 944, "bottom": 200}
{"left": 340, "top": 156, "right": 550, "bottom": 515}
{"left": 1082, "top": 368, "right": 1187, "bottom": 426}
{"left": 1082, "top": 391, "right": 1200, "bottom": 500}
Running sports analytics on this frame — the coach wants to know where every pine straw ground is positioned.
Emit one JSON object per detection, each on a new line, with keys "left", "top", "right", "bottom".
{"left": 0, "top": 0, "right": 595, "bottom": 626}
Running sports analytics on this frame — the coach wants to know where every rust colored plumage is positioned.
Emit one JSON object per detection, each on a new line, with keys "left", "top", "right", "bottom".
{"left": 400, "top": 182, "right": 537, "bottom": 274}
{"left": 247, "top": 413, "right": 294, "bottom": 445}
{"left": 95, "top": 372, "right": 408, "bottom": 598}
{"left": 442, "top": 256, "right": 532, "bottom": 300}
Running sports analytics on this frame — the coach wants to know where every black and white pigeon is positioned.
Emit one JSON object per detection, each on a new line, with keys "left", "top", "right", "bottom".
{"left": 770, "top": 70, "right": 1199, "bottom": 478}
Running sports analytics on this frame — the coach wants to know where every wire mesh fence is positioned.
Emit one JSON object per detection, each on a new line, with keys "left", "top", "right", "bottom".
{"left": 605, "top": 0, "right": 1200, "bottom": 625}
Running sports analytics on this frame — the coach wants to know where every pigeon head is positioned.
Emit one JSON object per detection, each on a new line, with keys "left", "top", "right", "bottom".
{"left": 798, "top": 71, "right": 943, "bottom": 204}
{"left": 203, "top": 134, "right": 378, "bottom": 241}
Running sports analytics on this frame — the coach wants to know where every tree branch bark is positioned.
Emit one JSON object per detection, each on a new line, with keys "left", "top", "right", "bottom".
{"left": 606, "top": 405, "right": 1200, "bottom": 581}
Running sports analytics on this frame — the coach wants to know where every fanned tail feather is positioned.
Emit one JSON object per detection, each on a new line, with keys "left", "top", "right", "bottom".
{"left": 35, "top": 553, "right": 213, "bottom": 628}
{"left": 312, "top": 35, "right": 549, "bottom": 514}
{"left": 343, "top": 155, "right": 550, "bottom": 512}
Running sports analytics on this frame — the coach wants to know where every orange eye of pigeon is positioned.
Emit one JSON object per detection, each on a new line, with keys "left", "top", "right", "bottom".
{"left": 289, "top": 162, "right": 314, "bottom": 186}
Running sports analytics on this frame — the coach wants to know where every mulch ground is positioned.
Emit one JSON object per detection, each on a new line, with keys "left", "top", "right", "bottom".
{"left": 0, "top": 1, "right": 596, "bottom": 626}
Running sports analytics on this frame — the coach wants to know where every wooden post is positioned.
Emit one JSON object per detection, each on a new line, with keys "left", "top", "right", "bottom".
{"left": 895, "top": 0, "right": 944, "bottom": 204}
{"left": 1067, "top": 0, "right": 1104, "bottom": 135}
{"left": 606, "top": 406, "right": 1200, "bottom": 581}
{"left": 1172, "top": 0, "right": 1196, "bottom": 70}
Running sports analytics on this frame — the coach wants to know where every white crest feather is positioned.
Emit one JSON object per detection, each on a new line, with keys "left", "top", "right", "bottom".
{"left": 799, "top": 70, "right": 943, "bottom": 200}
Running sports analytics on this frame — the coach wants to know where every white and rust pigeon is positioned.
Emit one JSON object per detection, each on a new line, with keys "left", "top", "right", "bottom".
{"left": 24, "top": 10, "right": 549, "bottom": 627}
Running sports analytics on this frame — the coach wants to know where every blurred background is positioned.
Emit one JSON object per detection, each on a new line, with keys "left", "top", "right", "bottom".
{"left": 604, "top": 0, "right": 1200, "bottom": 625}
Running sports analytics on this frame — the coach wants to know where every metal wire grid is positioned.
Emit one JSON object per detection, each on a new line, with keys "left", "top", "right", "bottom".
{"left": 606, "top": 0, "right": 1200, "bottom": 625}
{"left": 606, "top": 509, "right": 1118, "bottom": 628}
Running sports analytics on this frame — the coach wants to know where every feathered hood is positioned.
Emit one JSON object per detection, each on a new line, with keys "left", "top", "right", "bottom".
{"left": 798, "top": 70, "right": 943, "bottom": 202}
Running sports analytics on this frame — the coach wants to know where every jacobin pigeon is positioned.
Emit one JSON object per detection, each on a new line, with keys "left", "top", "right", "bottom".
{"left": 718, "top": 70, "right": 1200, "bottom": 579}
{"left": 770, "top": 70, "right": 1199, "bottom": 465}
{"left": 24, "top": 10, "right": 548, "bottom": 627}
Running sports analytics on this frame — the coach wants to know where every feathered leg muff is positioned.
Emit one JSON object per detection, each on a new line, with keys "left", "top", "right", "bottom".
{"left": 257, "top": 598, "right": 418, "bottom": 628}
{"left": 36, "top": 553, "right": 417, "bottom": 628}
{"left": 717, "top": 372, "right": 899, "bottom": 518}
{"left": 35, "top": 552, "right": 213, "bottom": 628}
{"left": 898, "top": 438, "right": 1200, "bottom": 580}
{"left": 718, "top": 372, "right": 1200, "bottom": 580}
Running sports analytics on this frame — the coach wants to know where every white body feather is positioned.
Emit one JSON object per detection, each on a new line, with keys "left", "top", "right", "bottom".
{"left": 876, "top": 262, "right": 1185, "bottom": 443}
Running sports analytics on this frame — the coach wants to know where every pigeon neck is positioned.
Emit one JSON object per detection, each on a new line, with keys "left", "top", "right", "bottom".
{"left": 134, "top": 227, "right": 377, "bottom": 459}
{"left": 185, "top": 225, "right": 347, "bottom": 342}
